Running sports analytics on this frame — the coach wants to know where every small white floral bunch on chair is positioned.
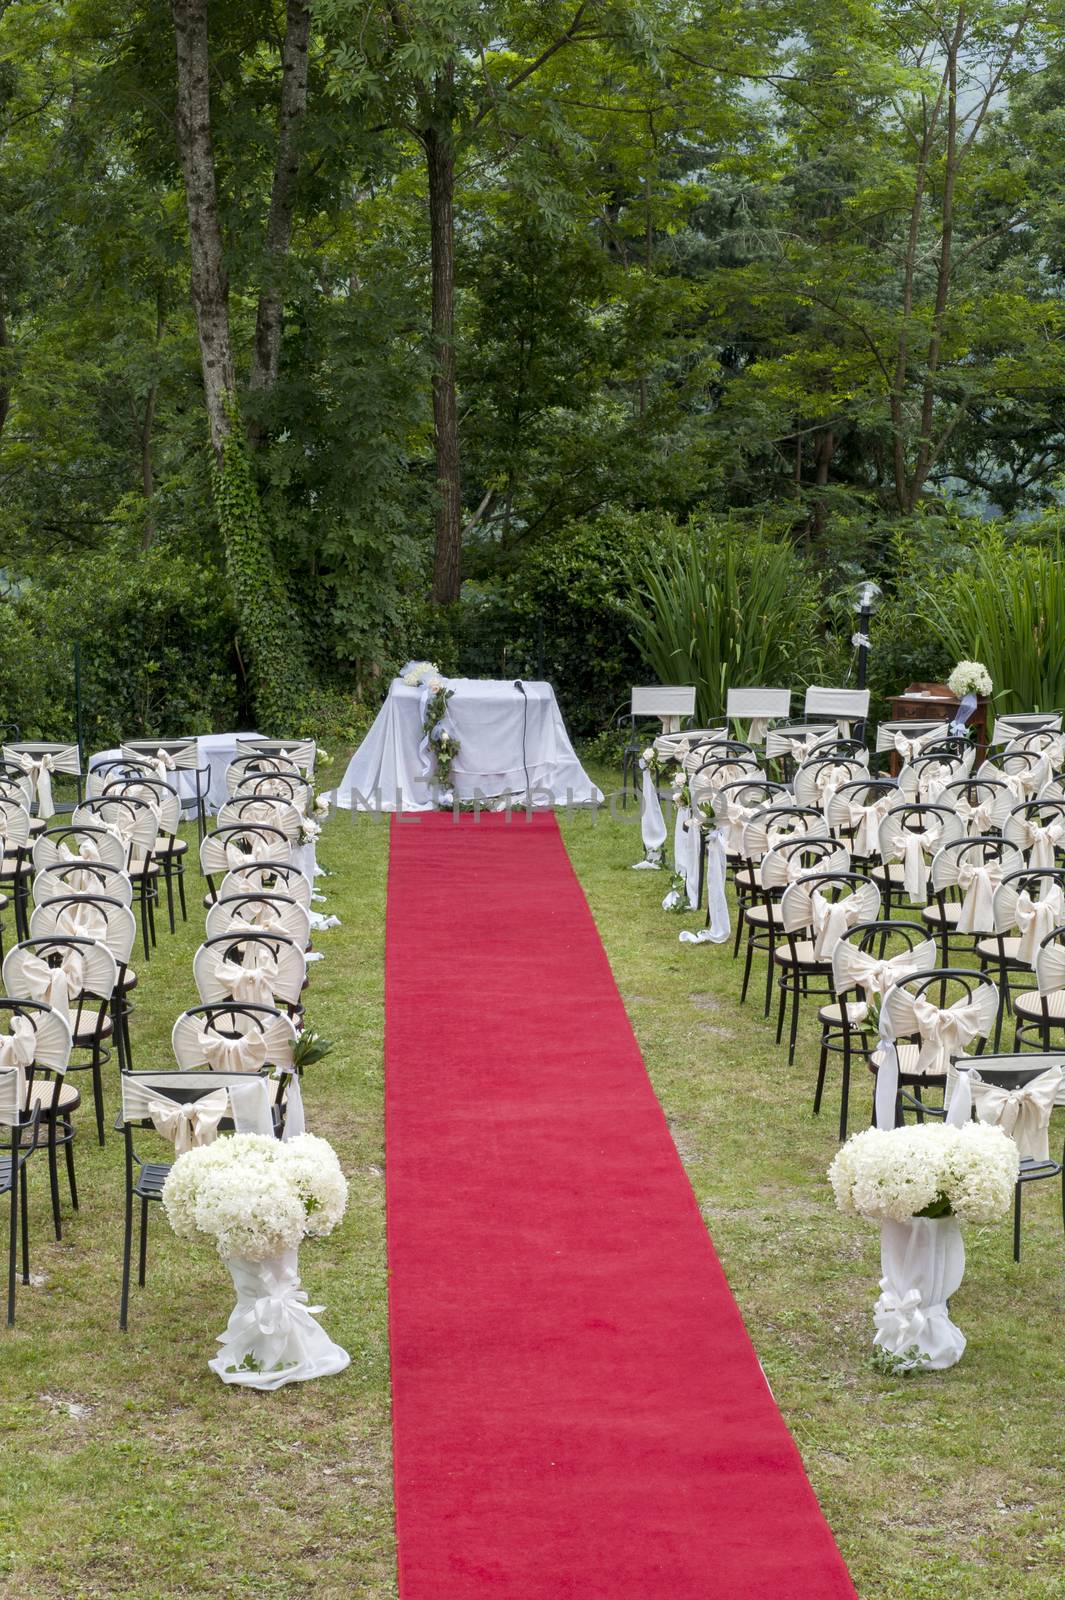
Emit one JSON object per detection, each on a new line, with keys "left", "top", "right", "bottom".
{"left": 947, "top": 660, "right": 992, "bottom": 699}
{"left": 828, "top": 1122, "right": 1017, "bottom": 1224}
{"left": 163, "top": 1133, "right": 348, "bottom": 1260}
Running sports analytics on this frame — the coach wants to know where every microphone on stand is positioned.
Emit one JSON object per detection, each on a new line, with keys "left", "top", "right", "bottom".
{"left": 513, "top": 680, "right": 531, "bottom": 807}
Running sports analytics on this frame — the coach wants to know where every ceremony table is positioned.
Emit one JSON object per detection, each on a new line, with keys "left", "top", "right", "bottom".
{"left": 333, "top": 678, "right": 602, "bottom": 811}
{"left": 89, "top": 731, "right": 263, "bottom": 815}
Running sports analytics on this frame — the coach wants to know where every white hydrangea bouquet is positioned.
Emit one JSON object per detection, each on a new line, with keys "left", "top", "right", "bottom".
{"left": 163, "top": 1134, "right": 350, "bottom": 1389}
{"left": 400, "top": 659, "right": 440, "bottom": 687}
{"left": 829, "top": 1121, "right": 1018, "bottom": 1372}
{"left": 947, "top": 660, "right": 992, "bottom": 698}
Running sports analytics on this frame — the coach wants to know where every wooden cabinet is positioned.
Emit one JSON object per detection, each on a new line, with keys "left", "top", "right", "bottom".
{"left": 888, "top": 682, "right": 989, "bottom": 767}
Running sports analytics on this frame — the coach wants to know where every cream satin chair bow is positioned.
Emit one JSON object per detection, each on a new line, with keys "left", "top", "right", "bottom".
{"left": 832, "top": 938, "right": 938, "bottom": 1024}
{"left": 761, "top": 845, "right": 849, "bottom": 890}
{"left": 56, "top": 902, "right": 108, "bottom": 940}
{"left": 127, "top": 783, "right": 164, "bottom": 820}
{"left": 146, "top": 748, "right": 176, "bottom": 783}
{"left": 889, "top": 825, "right": 942, "bottom": 904}
{"left": 18, "top": 752, "right": 55, "bottom": 819}
{"left": 956, "top": 858, "right": 1009, "bottom": 934}
{"left": 0, "top": 1017, "right": 35, "bottom": 1110}
{"left": 842, "top": 797, "right": 890, "bottom": 858}
{"left": 719, "top": 797, "right": 759, "bottom": 853}
{"left": 1015, "top": 818, "right": 1065, "bottom": 872}
{"left": 18, "top": 948, "right": 85, "bottom": 1025}
{"left": 58, "top": 838, "right": 104, "bottom": 893}
{"left": 1001, "top": 756, "right": 1051, "bottom": 802}
{"left": 788, "top": 880, "right": 880, "bottom": 960}
{"left": 970, "top": 1065, "right": 1063, "bottom": 1162}
{"left": 893, "top": 729, "right": 937, "bottom": 764}
{"left": 225, "top": 835, "right": 276, "bottom": 869}
{"left": 954, "top": 794, "right": 999, "bottom": 835}
{"left": 1014, "top": 886, "right": 1065, "bottom": 965}
{"left": 226, "top": 907, "right": 292, "bottom": 942}
{"left": 814, "top": 764, "right": 852, "bottom": 810}
{"left": 906, "top": 985, "right": 998, "bottom": 1076}
{"left": 147, "top": 1088, "right": 229, "bottom": 1155}
{"left": 747, "top": 716, "right": 770, "bottom": 745}
{"left": 196, "top": 1024, "right": 269, "bottom": 1073}
{"left": 215, "top": 953, "right": 280, "bottom": 1007}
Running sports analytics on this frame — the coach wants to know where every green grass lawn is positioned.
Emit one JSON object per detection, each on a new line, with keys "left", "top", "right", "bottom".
{"left": 2, "top": 771, "right": 1062, "bottom": 1599}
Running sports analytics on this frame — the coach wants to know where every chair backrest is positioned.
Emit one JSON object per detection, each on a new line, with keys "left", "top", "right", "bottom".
{"left": 0, "top": 799, "right": 31, "bottom": 850}
{"left": 3, "top": 937, "right": 118, "bottom": 1013}
{"left": 803, "top": 686, "right": 870, "bottom": 730}
{"left": 760, "top": 834, "right": 849, "bottom": 890}
{"left": 218, "top": 861, "right": 312, "bottom": 910}
{"left": 121, "top": 738, "right": 200, "bottom": 770}
{"left": 73, "top": 797, "right": 159, "bottom": 859}
{"left": 32, "top": 825, "right": 127, "bottom": 875}
{"left": 875, "top": 720, "right": 951, "bottom": 757}
{"left": 206, "top": 892, "right": 311, "bottom": 946}
{"left": 993, "top": 712, "right": 1062, "bottom": 744}
{"left": 780, "top": 871, "right": 880, "bottom": 949}
{"left": 879, "top": 800, "right": 964, "bottom": 857}
{"left": 2, "top": 742, "right": 81, "bottom": 777}
{"left": 880, "top": 968, "right": 999, "bottom": 1075}
{"left": 172, "top": 1003, "right": 298, "bottom": 1074}
{"left": 1005, "top": 727, "right": 1064, "bottom": 764}
{"left": 938, "top": 776, "right": 1012, "bottom": 834}
{"left": 740, "top": 803, "right": 827, "bottom": 865}
{"left": 193, "top": 932, "right": 307, "bottom": 1009}
{"left": 236, "top": 737, "right": 316, "bottom": 776}
{"left": 216, "top": 796, "right": 303, "bottom": 843}
{"left": 831, "top": 920, "right": 938, "bottom": 1001}
{"left": 0, "top": 773, "right": 32, "bottom": 809}
{"left": 102, "top": 776, "right": 181, "bottom": 836}
{"left": 87, "top": 758, "right": 154, "bottom": 799}
{"left": 763, "top": 723, "right": 836, "bottom": 761}
{"left": 991, "top": 866, "right": 1065, "bottom": 940}
{"left": 0, "top": 1066, "right": 20, "bottom": 1129}
{"left": 119, "top": 1069, "right": 276, "bottom": 1140}
{"left": 793, "top": 756, "right": 869, "bottom": 809}
{"left": 1003, "top": 799, "right": 1065, "bottom": 864}
{"left": 630, "top": 686, "right": 697, "bottom": 723}
{"left": 30, "top": 895, "right": 136, "bottom": 966}
{"left": 200, "top": 825, "right": 293, "bottom": 883}
{"left": 232, "top": 772, "right": 312, "bottom": 812}
{"left": 0, "top": 997, "right": 72, "bottom": 1074}
{"left": 33, "top": 860, "right": 133, "bottom": 907}
{"left": 724, "top": 687, "right": 791, "bottom": 742}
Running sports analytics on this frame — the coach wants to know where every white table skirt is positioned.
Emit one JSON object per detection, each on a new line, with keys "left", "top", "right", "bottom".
{"left": 89, "top": 731, "right": 263, "bottom": 815}
{"left": 333, "top": 679, "right": 601, "bottom": 811}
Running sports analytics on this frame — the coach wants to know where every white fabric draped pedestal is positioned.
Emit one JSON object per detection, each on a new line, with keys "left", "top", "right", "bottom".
{"left": 333, "top": 679, "right": 601, "bottom": 811}
{"left": 209, "top": 1247, "right": 350, "bottom": 1390}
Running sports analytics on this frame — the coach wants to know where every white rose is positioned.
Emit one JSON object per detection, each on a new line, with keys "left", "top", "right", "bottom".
{"left": 642, "top": 746, "right": 655, "bottom": 764}
{"left": 314, "top": 793, "right": 330, "bottom": 814}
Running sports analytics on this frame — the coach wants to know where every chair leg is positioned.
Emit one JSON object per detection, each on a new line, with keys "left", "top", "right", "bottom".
{"left": 787, "top": 978, "right": 801, "bottom": 1066}
{"left": 138, "top": 1198, "right": 149, "bottom": 1287}
{"left": 64, "top": 1132, "right": 78, "bottom": 1211}
{"left": 813, "top": 1037, "right": 828, "bottom": 1115}
{"left": 1012, "top": 1182, "right": 1023, "bottom": 1263}
{"left": 839, "top": 1031, "right": 852, "bottom": 1141}
{"left": 775, "top": 970, "right": 787, "bottom": 1045}
{"left": 7, "top": 1177, "right": 16, "bottom": 1325}
{"left": 19, "top": 1163, "right": 29, "bottom": 1284}
{"left": 176, "top": 865, "right": 188, "bottom": 923}
{"left": 740, "top": 927, "right": 755, "bottom": 1004}
{"left": 164, "top": 863, "right": 176, "bottom": 934}
{"left": 763, "top": 932, "right": 776, "bottom": 1018}
{"left": 47, "top": 1123, "right": 62, "bottom": 1241}
{"left": 139, "top": 889, "right": 151, "bottom": 961}
{"left": 92, "top": 1053, "right": 105, "bottom": 1146}
{"left": 120, "top": 1184, "right": 134, "bottom": 1330}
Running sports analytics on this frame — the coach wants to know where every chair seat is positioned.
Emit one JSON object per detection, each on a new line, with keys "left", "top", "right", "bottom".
{"left": 117, "top": 969, "right": 137, "bottom": 992}
{"left": 975, "top": 936, "right": 1025, "bottom": 963}
{"left": 743, "top": 903, "right": 775, "bottom": 928}
{"left": 71, "top": 1008, "right": 114, "bottom": 1049}
{"left": 1014, "top": 988, "right": 1065, "bottom": 1020}
{"left": 818, "top": 999, "right": 872, "bottom": 1026}
{"left": 128, "top": 859, "right": 160, "bottom": 878}
{"left": 922, "top": 902, "right": 961, "bottom": 926}
{"left": 872, "top": 862, "right": 906, "bottom": 885}
{"left": 28, "top": 1078, "right": 81, "bottom": 1114}
{"left": 773, "top": 939, "right": 830, "bottom": 969}
{"left": 133, "top": 1160, "right": 171, "bottom": 1199}
{"left": 158, "top": 838, "right": 189, "bottom": 858}
{"left": 734, "top": 867, "right": 756, "bottom": 891}
{"left": 0, "top": 858, "right": 32, "bottom": 877}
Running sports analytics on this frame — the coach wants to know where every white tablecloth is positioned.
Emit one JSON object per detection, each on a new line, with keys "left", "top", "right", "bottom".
{"left": 89, "top": 732, "right": 263, "bottom": 815}
{"left": 333, "top": 679, "right": 601, "bottom": 811}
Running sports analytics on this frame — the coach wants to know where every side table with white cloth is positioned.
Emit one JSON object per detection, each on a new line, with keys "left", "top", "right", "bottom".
{"left": 334, "top": 679, "right": 602, "bottom": 811}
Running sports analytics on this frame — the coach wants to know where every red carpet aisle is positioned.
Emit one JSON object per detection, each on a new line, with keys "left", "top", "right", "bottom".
{"left": 385, "top": 813, "right": 857, "bottom": 1599}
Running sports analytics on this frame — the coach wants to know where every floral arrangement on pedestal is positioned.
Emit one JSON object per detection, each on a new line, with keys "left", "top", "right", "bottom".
{"left": 163, "top": 1133, "right": 350, "bottom": 1389}
{"left": 947, "top": 660, "right": 993, "bottom": 698}
{"left": 422, "top": 680, "right": 459, "bottom": 792}
{"left": 400, "top": 660, "right": 440, "bottom": 687}
{"left": 828, "top": 1121, "right": 1018, "bottom": 1371}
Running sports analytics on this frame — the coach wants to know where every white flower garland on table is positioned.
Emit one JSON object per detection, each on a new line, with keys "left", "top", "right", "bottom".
{"left": 828, "top": 1121, "right": 1018, "bottom": 1225}
{"left": 947, "top": 660, "right": 993, "bottom": 698}
{"left": 163, "top": 1133, "right": 348, "bottom": 1261}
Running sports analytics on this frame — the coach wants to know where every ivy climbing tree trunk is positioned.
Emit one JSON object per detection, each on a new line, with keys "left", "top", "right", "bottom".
{"left": 0, "top": 298, "right": 10, "bottom": 441}
{"left": 425, "top": 106, "right": 462, "bottom": 606}
{"left": 171, "top": 0, "right": 310, "bottom": 728}
{"left": 247, "top": 0, "right": 312, "bottom": 447}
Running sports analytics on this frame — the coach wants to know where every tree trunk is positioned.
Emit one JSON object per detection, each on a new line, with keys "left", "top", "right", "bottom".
{"left": 811, "top": 427, "right": 834, "bottom": 539}
{"left": 171, "top": 0, "right": 235, "bottom": 460}
{"left": 140, "top": 382, "right": 158, "bottom": 547}
{"left": 425, "top": 115, "right": 462, "bottom": 605}
{"left": 247, "top": 0, "right": 312, "bottom": 445}
{"left": 0, "top": 298, "right": 9, "bottom": 441}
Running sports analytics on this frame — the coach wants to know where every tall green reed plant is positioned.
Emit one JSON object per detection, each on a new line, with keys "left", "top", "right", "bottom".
{"left": 624, "top": 524, "right": 825, "bottom": 723}
{"left": 917, "top": 535, "right": 1065, "bottom": 719}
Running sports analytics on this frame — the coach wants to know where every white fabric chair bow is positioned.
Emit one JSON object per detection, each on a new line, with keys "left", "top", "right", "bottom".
{"left": 146, "top": 748, "right": 176, "bottom": 783}
{"left": 893, "top": 729, "right": 938, "bottom": 764}
{"left": 225, "top": 835, "right": 278, "bottom": 869}
{"left": 901, "top": 985, "right": 999, "bottom": 1076}
{"left": 1013, "top": 886, "right": 1065, "bottom": 965}
{"left": 196, "top": 1025, "right": 270, "bottom": 1074}
{"left": 225, "top": 906, "right": 294, "bottom": 943}
{"left": 215, "top": 953, "right": 280, "bottom": 1008}
{"left": 761, "top": 845, "right": 849, "bottom": 891}
{"left": 718, "top": 797, "right": 759, "bottom": 853}
{"left": 18, "top": 948, "right": 85, "bottom": 1025}
{"left": 883, "top": 824, "right": 942, "bottom": 904}
{"left": 956, "top": 857, "right": 1009, "bottom": 934}
{"left": 1011, "top": 817, "right": 1065, "bottom": 872}
{"left": 832, "top": 938, "right": 938, "bottom": 1024}
{"left": 813, "top": 764, "right": 853, "bottom": 811}
{"left": 970, "top": 1066, "right": 1063, "bottom": 1162}
{"left": 954, "top": 794, "right": 1000, "bottom": 835}
{"left": 844, "top": 798, "right": 891, "bottom": 859}
{"left": 147, "top": 1088, "right": 229, "bottom": 1154}
{"left": 58, "top": 838, "right": 104, "bottom": 893}
{"left": 19, "top": 752, "right": 55, "bottom": 819}
{"left": 780, "top": 883, "right": 876, "bottom": 953}
{"left": 56, "top": 902, "right": 108, "bottom": 940}
{"left": 0, "top": 1017, "right": 35, "bottom": 1111}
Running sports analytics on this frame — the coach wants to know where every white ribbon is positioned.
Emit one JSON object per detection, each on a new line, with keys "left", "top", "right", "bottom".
{"left": 747, "top": 717, "right": 769, "bottom": 745}
{"left": 1014, "top": 886, "right": 1065, "bottom": 965}
{"left": 196, "top": 1024, "right": 269, "bottom": 1074}
{"left": 833, "top": 940, "right": 937, "bottom": 1024}
{"left": 225, "top": 836, "right": 278, "bottom": 869}
{"left": 19, "top": 752, "right": 55, "bottom": 819}
{"left": 215, "top": 954, "right": 280, "bottom": 1008}
{"left": 58, "top": 838, "right": 105, "bottom": 893}
{"left": 1016, "top": 818, "right": 1065, "bottom": 872}
{"left": 955, "top": 795, "right": 998, "bottom": 835}
{"left": 19, "top": 948, "right": 85, "bottom": 1025}
{"left": 0, "top": 1017, "right": 34, "bottom": 1111}
{"left": 146, "top": 748, "right": 177, "bottom": 784}
{"left": 56, "top": 902, "right": 108, "bottom": 940}
{"left": 846, "top": 798, "right": 890, "bottom": 859}
{"left": 873, "top": 1284, "right": 927, "bottom": 1347}
{"left": 809, "top": 890, "right": 854, "bottom": 959}
{"left": 633, "top": 763, "right": 667, "bottom": 869}
{"left": 971, "top": 1066, "right": 1063, "bottom": 1161}
{"left": 697, "top": 828, "right": 730, "bottom": 943}
{"left": 147, "top": 1088, "right": 228, "bottom": 1154}
{"left": 911, "top": 991, "right": 996, "bottom": 1076}
{"left": 893, "top": 729, "right": 937, "bottom": 764}
{"left": 884, "top": 825, "right": 940, "bottom": 904}
{"left": 956, "top": 858, "right": 1005, "bottom": 934}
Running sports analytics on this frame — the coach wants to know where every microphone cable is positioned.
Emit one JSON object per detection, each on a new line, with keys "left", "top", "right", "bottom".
{"left": 513, "top": 679, "right": 531, "bottom": 806}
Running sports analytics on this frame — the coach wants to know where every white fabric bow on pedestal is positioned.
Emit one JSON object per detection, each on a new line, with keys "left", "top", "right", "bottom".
{"left": 19, "top": 752, "right": 55, "bottom": 819}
